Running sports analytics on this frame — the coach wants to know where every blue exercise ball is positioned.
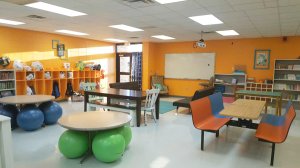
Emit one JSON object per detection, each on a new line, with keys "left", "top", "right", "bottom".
{"left": 17, "top": 104, "right": 44, "bottom": 131}
{"left": 39, "top": 101, "right": 62, "bottom": 125}
{"left": 0, "top": 104, "right": 19, "bottom": 129}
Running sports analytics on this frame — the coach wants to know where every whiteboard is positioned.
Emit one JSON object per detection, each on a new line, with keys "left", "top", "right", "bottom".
{"left": 165, "top": 53, "right": 215, "bottom": 80}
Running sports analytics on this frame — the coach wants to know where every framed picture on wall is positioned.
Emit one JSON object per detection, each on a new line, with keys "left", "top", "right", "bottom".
{"left": 254, "top": 49, "right": 270, "bottom": 69}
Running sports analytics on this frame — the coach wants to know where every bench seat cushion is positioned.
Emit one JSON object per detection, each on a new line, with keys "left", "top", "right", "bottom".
{"left": 255, "top": 123, "right": 284, "bottom": 143}
{"left": 194, "top": 116, "right": 231, "bottom": 131}
{"left": 173, "top": 87, "right": 215, "bottom": 109}
{"left": 173, "top": 97, "right": 192, "bottom": 108}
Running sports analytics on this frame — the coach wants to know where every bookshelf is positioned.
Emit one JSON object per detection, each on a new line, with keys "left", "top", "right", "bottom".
{"left": 0, "top": 69, "right": 16, "bottom": 97}
{"left": 214, "top": 73, "right": 247, "bottom": 96}
{"left": 15, "top": 69, "right": 101, "bottom": 100}
{"left": 273, "top": 59, "right": 300, "bottom": 102}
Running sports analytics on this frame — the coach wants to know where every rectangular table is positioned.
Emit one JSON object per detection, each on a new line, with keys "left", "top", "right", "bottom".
{"left": 84, "top": 88, "right": 160, "bottom": 127}
{"left": 220, "top": 99, "right": 266, "bottom": 129}
{"left": 235, "top": 90, "right": 282, "bottom": 115}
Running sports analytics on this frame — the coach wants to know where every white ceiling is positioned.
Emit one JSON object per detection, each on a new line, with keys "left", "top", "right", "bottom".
{"left": 1, "top": 0, "right": 300, "bottom": 43}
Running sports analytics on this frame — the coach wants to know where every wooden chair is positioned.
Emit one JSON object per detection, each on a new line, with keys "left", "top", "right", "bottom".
{"left": 255, "top": 101, "right": 296, "bottom": 166}
{"left": 143, "top": 89, "right": 160, "bottom": 126}
{"left": 151, "top": 75, "right": 168, "bottom": 95}
{"left": 190, "top": 92, "right": 231, "bottom": 150}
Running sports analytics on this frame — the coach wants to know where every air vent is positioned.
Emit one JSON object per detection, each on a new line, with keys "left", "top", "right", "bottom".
{"left": 27, "top": 15, "right": 46, "bottom": 19}
{"left": 140, "top": 26, "right": 156, "bottom": 29}
{"left": 121, "top": 0, "right": 156, "bottom": 8}
{"left": 123, "top": 0, "right": 155, "bottom": 3}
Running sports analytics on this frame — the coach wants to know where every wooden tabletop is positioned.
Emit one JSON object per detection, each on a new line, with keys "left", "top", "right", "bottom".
{"left": 0, "top": 95, "right": 55, "bottom": 105}
{"left": 220, "top": 99, "right": 266, "bottom": 120}
{"left": 58, "top": 111, "right": 132, "bottom": 131}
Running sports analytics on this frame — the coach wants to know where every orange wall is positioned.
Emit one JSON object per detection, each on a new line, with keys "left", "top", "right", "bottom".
{"left": 150, "top": 37, "right": 300, "bottom": 96}
{"left": 0, "top": 26, "right": 116, "bottom": 83}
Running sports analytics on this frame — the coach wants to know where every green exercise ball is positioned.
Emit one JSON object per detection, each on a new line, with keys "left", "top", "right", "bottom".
{"left": 92, "top": 131, "right": 125, "bottom": 163}
{"left": 58, "top": 130, "right": 89, "bottom": 159}
{"left": 116, "top": 125, "right": 132, "bottom": 148}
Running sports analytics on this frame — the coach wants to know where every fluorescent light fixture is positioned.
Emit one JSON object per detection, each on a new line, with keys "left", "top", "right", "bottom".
{"left": 155, "top": 0, "right": 185, "bottom": 4}
{"left": 109, "top": 24, "right": 143, "bottom": 32}
{"left": 55, "top": 30, "right": 88, "bottom": 36}
{"left": 151, "top": 35, "right": 175, "bottom": 40}
{"left": 189, "top": 14, "right": 223, "bottom": 25}
{"left": 104, "top": 38, "right": 127, "bottom": 43}
{"left": 216, "top": 30, "right": 239, "bottom": 36}
{"left": 25, "top": 2, "right": 86, "bottom": 17}
{"left": 0, "top": 19, "right": 25, "bottom": 25}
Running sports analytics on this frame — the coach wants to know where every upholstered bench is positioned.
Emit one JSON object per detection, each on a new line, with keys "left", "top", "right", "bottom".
{"left": 173, "top": 87, "right": 215, "bottom": 112}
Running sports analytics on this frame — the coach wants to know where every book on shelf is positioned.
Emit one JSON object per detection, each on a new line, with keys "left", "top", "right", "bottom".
{"left": 287, "top": 74, "right": 296, "bottom": 80}
{"left": 293, "top": 64, "right": 300, "bottom": 70}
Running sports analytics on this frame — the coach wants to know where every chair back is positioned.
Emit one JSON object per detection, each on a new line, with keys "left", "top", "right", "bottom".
{"left": 282, "top": 104, "right": 296, "bottom": 141}
{"left": 151, "top": 75, "right": 164, "bottom": 86}
{"left": 208, "top": 92, "right": 224, "bottom": 116}
{"left": 191, "top": 87, "right": 215, "bottom": 101}
{"left": 144, "top": 89, "right": 160, "bottom": 110}
{"left": 190, "top": 97, "right": 213, "bottom": 126}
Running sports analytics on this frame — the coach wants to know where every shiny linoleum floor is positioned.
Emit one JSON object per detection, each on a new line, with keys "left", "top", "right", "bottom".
{"left": 12, "top": 98, "right": 300, "bottom": 168}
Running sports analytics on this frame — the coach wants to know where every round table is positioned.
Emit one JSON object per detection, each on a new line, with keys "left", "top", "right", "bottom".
{"left": 0, "top": 95, "right": 54, "bottom": 105}
{"left": 58, "top": 111, "right": 132, "bottom": 131}
{"left": 58, "top": 111, "right": 132, "bottom": 163}
{"left": 0, "top": 95, "right": 56, "bottom": 131}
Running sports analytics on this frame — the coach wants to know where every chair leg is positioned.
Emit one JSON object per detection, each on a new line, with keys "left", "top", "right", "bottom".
{"left": 216, "top": 130, "right": 219, "bottom": 137}
{"left": 201, "top": 130, "right": 204, "bottom": 151}
{"left": 270, "top": 143, "right": 275, "bottom": 166}
{"left": 144, "top": 110, "right": 147, "bottom": 126}
{"left": 152, "top": 109, "right": 157, "bottom": 123}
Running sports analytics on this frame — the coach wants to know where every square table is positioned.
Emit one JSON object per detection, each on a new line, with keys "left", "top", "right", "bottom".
{"left": 235, "top": 90, "right": 282, "bottom": 115}
{"left": 220, "top": 99, "right": 266, "bottom": 129}
{"left": 84, "top": 88, "right": 160, "bottom": 127}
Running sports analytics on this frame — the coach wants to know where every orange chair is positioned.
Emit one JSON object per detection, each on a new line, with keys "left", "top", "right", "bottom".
{"left": 190, "top": 93, "right": 231, "bottom": 150}
{"left": 255, "top": 102, "right": 296, "bottom": 166}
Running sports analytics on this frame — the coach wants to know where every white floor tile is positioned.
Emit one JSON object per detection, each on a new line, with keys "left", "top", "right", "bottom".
{"left": 11, "top": 98, "right": 300, "bottom": 168}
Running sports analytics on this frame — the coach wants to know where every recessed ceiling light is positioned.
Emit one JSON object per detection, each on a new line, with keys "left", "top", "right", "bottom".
{"left": 55, "top": 30, "right": 88, "bottom": 36}
{"left": 104, "top": 38, "right": 127, "bottom": 43}
{"left": 109, "top": 24, "right": 143, "bottom": 32}
{"left": 189, "top": 14, "right": 223, "bottom": 25}
{"left": 216, "top": 30, "right": 239, "bottom": 36}
{"left": 155, "top": 0, "right": 185, "bottom": 4}
{"left": 25, "top": 2, "right": 86, "bottom": 17}
{"left": 152, "top": 35, "right": 175, "bottom": 40}
{"left": 0, "top": 18, "right": 25, "bottom": 25}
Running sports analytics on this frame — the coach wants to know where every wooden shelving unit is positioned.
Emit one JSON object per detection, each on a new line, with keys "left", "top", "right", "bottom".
{"left": 214, "top": 73, "right": 247, "bottom": 97}
{"left": 0, "top": 69, "right": 16, "bottom": 97}
{"left": 273, "top": 59, "right": 300, "bottom": 102}
{"left": 245, "top": 82, "right": 273, "bottom": 101}
{"left": 15, "top": 69, "right": 101, "bottom": 100}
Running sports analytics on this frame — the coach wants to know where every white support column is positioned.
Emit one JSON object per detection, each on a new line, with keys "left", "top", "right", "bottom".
{"left": 0, "top": 115, "right": 14, "bottom": 168}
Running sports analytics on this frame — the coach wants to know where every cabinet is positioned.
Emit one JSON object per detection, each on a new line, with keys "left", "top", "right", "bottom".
{"left": 15, "top": 69, "right": 101, "bottom": 100}
{"left": 214, "top": 73, "right": 247, "bottom": 96}
{"left": 0, "top": 69, "right": 16, "bottom": 97}
{"left": 273, "top": 59, "right": 300, "bottom": 102}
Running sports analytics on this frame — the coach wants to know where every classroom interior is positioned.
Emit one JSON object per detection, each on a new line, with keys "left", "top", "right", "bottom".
{"left": 1, "top": 0, "right": 300, "bottom": 168}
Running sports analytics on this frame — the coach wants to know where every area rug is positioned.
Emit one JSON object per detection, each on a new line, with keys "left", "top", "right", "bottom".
{"left": 159, "top": 101, "right": 177, "bottom": 114}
